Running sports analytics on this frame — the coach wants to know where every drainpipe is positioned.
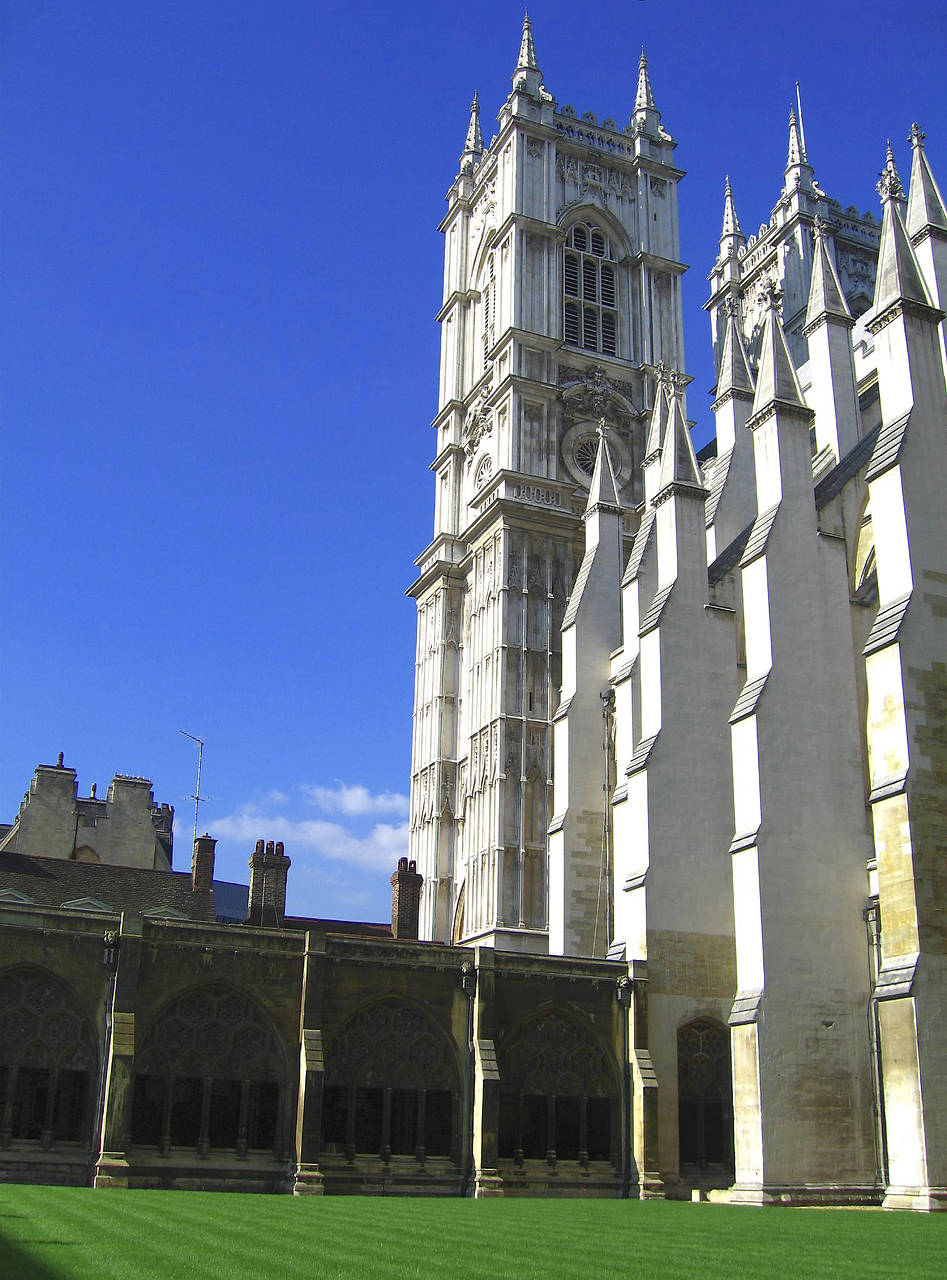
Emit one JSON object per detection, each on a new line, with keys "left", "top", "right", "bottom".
{"left": 94, "top": 927, "right": 121, "bottom": 1165}
{"left": 863, "top": 900, "right": 888, "bottom": 1188}
{"left": 460, "top": 960, "right": 476, "bottom": 1196}
{"left": 616, "top": 974, "right": 632, "bottom": 1199}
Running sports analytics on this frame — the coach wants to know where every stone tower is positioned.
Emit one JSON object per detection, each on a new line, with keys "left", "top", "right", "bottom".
{"left": 407, "top": 19, "right": 687, "bottom": 950}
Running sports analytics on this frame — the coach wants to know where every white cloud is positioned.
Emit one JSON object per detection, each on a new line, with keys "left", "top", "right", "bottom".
{"left": 267, "top": 789, "right": 289, "bottom": 804}
{"left": 210, "top": 804, "right": 408, "bottom": 873}
{"left": 302, "top": 781, "right": 409, "bottom": 818}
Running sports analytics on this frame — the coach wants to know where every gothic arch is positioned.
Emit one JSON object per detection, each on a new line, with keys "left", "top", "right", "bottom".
{"left": 496, "top": 1004, "right": 620, "bottom": 1163}
{"left": 136, "top": 983, "right": 287, "bottom": 1081}
{"left": 0, "top": 965, "right": 99, "bottom": 1146}
{"left": 131, "top": 984, "right": 289, "bottom": 1156}
{"left": 557, "top": 202, "right": 634, "bottom": 260}
{"left": 677, "top": 1016, "right": 733, "bottom": 1171}
{"left": 321, "top": 997, "right": 461, "bottom": 1161}
{"left": 324, "top": 996, "right": 460, "bottom": 1092}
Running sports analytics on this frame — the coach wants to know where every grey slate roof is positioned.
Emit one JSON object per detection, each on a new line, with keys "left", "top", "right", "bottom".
{"left": 863, "top": 594, "right": 911, "bottom": 656}
{"left": 814, "top": 425, "right": 881, "bottom": 509}
{"left": 0, "top": 852, "right": 216, "bottom": 922}
{"left": 865, "top": 412, "right": 911, "bottom": 482}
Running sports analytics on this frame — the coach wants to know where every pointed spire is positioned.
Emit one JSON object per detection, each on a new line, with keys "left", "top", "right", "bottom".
{"left": 718, "top": 175, "right": 746, "bottom": 263}
{"left": 460, "top": 91, "right": 483, "bottom": 170}
{"left": 786, "top": 105, "right": 807, "bottom": 168}
{"left": 906, "top": 123, "right": 947, "bottom": 240}
{"left": 517, "top": 9, "right": 538, "bottom": 70}
{"left": 805, "top": 216, "right": 852, "bottom": 328}
{"left": 879, "top": 141, "right": 906, "bottom": 202}
{"left": 783, "top": 105, "right": 814, "bottom": 194}
{"left": 635, "top": 48, "right": 655, "bottom": 112}
{"left": 752, "top": 283, "right": 808, "bottom": 416}
{"left": 721, "top": 176, "right": 742, "bottom": 238}
{"left": 512, "top": 10, "right": 543, "bottom": 96}
{"left": 716, "top": 302, "right": 755, "bottom": 399}
{"left": 656, "top": 374, "right": 705, "bottom": 496}
{"left": 873, "top": 142, "right": 935, "bottom": 317}
{"left": 644, "top": 364, "right": 670, "bottom": 460}
{"left": 585, "top": 421, "right": 622, "bottom": 515}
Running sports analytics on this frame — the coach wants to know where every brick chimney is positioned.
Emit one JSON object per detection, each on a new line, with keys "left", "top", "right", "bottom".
{"left": 247, "top": 838, "right": 291, "bottom": 927}
{"left": 191, "top": 833, "right": 216, "bottom": 892}
{"left": 390, "top": 857, "right": 423, "bottom": 940}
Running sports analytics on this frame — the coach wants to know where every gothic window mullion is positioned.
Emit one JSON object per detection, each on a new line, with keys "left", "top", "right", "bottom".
{"left": 381, "top": 1086, "right": 392, "bottom": 1161}
{"left": 236, "top": 1078, "right": 250, "bottom": 1159}
{"left": 546, "top": 1094, "right": 556, "bottom": 1162}
{"left": 41, "top": 1067, "right": 58, "bottom": 1150}
{"left": 1, "top": 1066, "right": 18, "bottom": 1148}
{"left": 416, "top": 1088, "right": 426, "bottom": 1163}
{"left": 345, "top": 1083, "right": 356, "bottom": 1160}
{"left": 578, "top": 1095, "right": 588, "bottom": 1166}
{"left": 160, "top": 1074, "right": 173, "bottom": 1155}
{"left": 198, "top": 1076, "right": 213, "bottom": 1157}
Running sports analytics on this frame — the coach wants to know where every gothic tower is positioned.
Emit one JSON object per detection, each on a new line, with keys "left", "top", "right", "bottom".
{"left": 407, "top": 20, "right": 686, "bottom": 950}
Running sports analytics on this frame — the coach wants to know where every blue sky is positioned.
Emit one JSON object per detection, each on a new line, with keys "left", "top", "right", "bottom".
{"left": 3, "top": 1, "right": 945, "bottom": 922}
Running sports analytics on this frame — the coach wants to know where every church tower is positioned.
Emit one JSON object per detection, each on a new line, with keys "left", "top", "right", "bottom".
{"left": 407, "top": 19, "right": 687, "bottom": 950}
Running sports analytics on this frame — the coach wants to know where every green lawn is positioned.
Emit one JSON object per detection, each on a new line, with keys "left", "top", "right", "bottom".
{"left": 0, "top": 1186, "right": 945, "bottom": 1280}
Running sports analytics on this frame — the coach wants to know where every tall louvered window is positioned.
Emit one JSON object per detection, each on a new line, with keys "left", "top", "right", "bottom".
{"left": 563, "top": 223, "right": 618, "bottom": 356}
{"left": 482, "top": 255, "right": 496, "bottom": 363}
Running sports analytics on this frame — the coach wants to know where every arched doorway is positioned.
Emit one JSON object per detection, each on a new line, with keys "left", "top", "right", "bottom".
{"left": 677, "top": 1017, "right": 733, "bottom": 1170}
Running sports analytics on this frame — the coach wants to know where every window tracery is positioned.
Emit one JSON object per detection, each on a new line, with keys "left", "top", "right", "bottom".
{"left": 677, "top": 1018, "right": 733, "bottom": 1169}
{"left": 496, "top": 1008, "right": 618, "bottom": 1164}
{"left": 0, "top": 966, "right": 97, "bottom": 1147}
{"left": 563, "top": 222, "right": 618, "bottom": 356}
{"left": 322, "top": 999, "right": 459, "bottom": 1162}
{"left": 131, "top": 986, "right": 286, "bottom": 1157}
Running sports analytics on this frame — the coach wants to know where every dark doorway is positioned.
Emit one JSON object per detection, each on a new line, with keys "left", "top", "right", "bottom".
{"left": 677, "top": 1019, "right": 733, "bottom": 1170}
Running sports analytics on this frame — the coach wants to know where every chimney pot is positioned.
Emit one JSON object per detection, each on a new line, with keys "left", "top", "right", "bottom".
{"left": 390, "top": 859, "right": 423, "bottom": 940}
{"left": 265, "top": 840, "right": 275, "bottom": 856}
{"left": 275, "top": 841, "right": 284, "bottom": 857}
{"left": 255, "top": 839, "right": 265, "bottom": 854}
{"left": 191, "top": 834, "right": 217, "bottom": 893}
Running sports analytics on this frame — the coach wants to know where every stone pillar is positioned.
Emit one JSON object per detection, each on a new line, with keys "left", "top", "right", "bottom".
{"left": 627, "top": 963, "right": 663, "bottom": 1197}
{"left": 293, "top": 931, "right": 326, "bottom": 1195}
{"left": 390, "top": 858, "right": 423, "bottom": 939}
{"left": 94, "top": 912, "right": 143, "bottom": 1189}
{"left": 471, "top": 949, "right": 502, "bottom": 1196}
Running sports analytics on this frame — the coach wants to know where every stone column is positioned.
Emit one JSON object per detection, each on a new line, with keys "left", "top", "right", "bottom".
{"left": 293, "top": 932, "right": 326, "bottom": 1195}
{"left": 94, "top": 912, "right": 143, "bottom": 1189}
{"left": 627, "top": 962, "right": 663, "bottom": 1197}
{"left": 471, "top": 948, "right": 503, "bottom": 1196}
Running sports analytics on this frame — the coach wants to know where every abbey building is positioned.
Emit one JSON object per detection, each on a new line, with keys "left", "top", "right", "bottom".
{"left": 1, "top": 17, "right": 944, "bottom": 1208}
{"left": 407, "top": 17, "right": 947, "bottom": 1208}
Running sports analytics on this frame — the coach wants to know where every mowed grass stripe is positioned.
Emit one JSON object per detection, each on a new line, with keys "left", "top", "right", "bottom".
{"left": 1, "top": 1187, "right": 946, "bottom": 1280}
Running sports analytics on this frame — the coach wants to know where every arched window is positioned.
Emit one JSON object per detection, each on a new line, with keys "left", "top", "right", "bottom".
{"left": 0, "top": 966, "right": 98, "bottom": 1148}
{"left": 496, "top": 1008, "right": 619, "bottom": 1165}
{"left": 677, "top": 1018, "right": 733, "bottom": 1170}
{"left": 321, "top": 998, "right": 460, "bottom": 1163}
{"left": 131, "top": 986, "right": 287, "bottom": 1159}
{"left": 563, "top": 222, "right": 618, "bottom": 356}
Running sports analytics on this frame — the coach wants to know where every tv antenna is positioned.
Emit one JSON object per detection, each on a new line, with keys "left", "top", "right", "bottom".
{"left": 179, "top": 730, "right": 209, "bottom": 843}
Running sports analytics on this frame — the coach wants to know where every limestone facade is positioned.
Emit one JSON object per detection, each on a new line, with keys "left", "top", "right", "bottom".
{"left": 409, "top": 19, "right": 947, "bottom": 1207}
